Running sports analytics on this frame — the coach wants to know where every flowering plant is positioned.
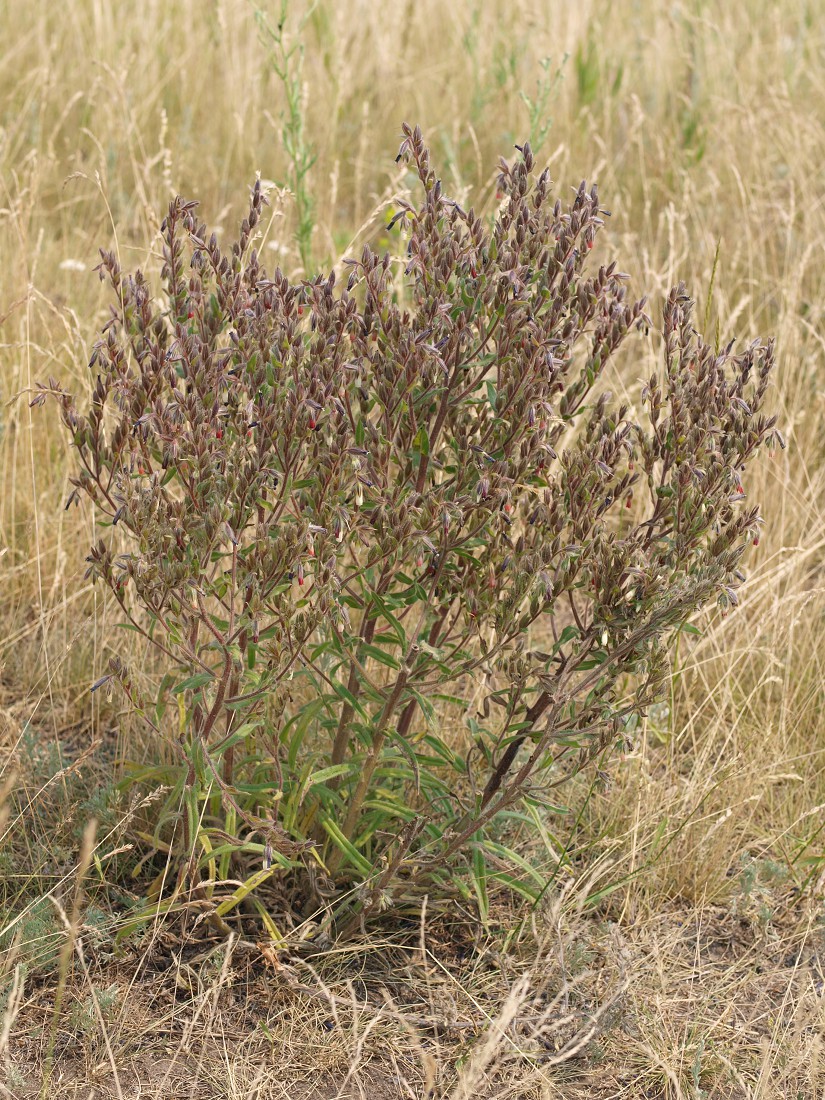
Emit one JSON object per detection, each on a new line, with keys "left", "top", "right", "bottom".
{"left": 39, "top": 125, "right": 780, "bottom": 935}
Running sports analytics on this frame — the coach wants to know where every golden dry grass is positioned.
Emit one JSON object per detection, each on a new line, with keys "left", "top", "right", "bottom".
{"left": 2, "top": 0, "right": 825, "bottom": 1096}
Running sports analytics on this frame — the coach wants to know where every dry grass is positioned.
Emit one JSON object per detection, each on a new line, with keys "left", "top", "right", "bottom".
{"left": 2, "top": 0, "right": 825, "bottom": 1096}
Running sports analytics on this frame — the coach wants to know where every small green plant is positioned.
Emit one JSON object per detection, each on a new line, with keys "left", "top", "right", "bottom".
{"left": 37, "top": 124, "right": 781, "bottom": 938}
{"left": 69, "top": 982, "right": 119, "bottom": 1037}
{"left": 520, "top": 56, "right": 565, "bottom": 155}
{"left": 0, "top": 899, "right": 62, "bottom": 974}
{"left": 255, "top": 0, "right": 317, "bottom": 273}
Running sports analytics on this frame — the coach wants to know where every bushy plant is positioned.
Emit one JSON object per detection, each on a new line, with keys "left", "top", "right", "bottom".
{"left": 37, "top": 124, "right": 781, "bottom": 936}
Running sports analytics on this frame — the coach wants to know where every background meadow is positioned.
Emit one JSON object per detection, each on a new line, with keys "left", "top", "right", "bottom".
{"left": 1, "top": 1, "right": 825, "bottom": 1096}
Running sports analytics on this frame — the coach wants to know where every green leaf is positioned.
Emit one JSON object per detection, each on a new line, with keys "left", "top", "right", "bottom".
{"left": 245, "top": 893, "right": 288, "bottom": 944}
{"left": 154, "top": 671, "right": 178, "bottom": 724}
{"left": 484, "top": 841, "right": 548, "bottom": 887}
{"left": 172, "top": 672, "right": 215, "bottom": 695}
{"left": 553, "top": 624, "right": 580, "bottom": 652}
{"left": 303, "top": 763, "right": 355, "bottom": 787}
{"left": 327, "top": 681, "right": 369, "bottom": 720}
{"left": 281, "top": 697, "right": 326, "bottom": 768}
{"left": 471, "top": 842, "right": 489, "bottom": 924}
{"left": 574, "top": 649, "right": 608, "bottom": 671}
{"left": 430, "top": 692, "right": 468, "bottom": 708}
{"left": 420, "top": 733, "right": 461, "bottom": 769}
{"left": 370, "top": 594, "right": 407, "bottom": 648}
{"left": 361, "top": 797, "right": 418, "bottom": 821}
{"left": 213, "top": 719, "right": 263, "bottom": 753}
{"left": 505, "top": 720, "right": 534, "bottom": 734}
{"left": 321, "top": 818, "right": 373, "bottom": 876}
{"left": 359, "top": 643, "right": 400, "bottom": 670}
{"left": 386, "top": 732, "right": 422, "bottom": 793}
{"left": 214, "top": 869, "right": 275, "bottom": 917}
{"left": 486, "top": 380, "right": 497, "bottom": 412}
{"left": 408, "top": 687, "right": 435, "bottom": 725}
{"left": 678, "top": 622, "right": 703, "bottom": 636}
